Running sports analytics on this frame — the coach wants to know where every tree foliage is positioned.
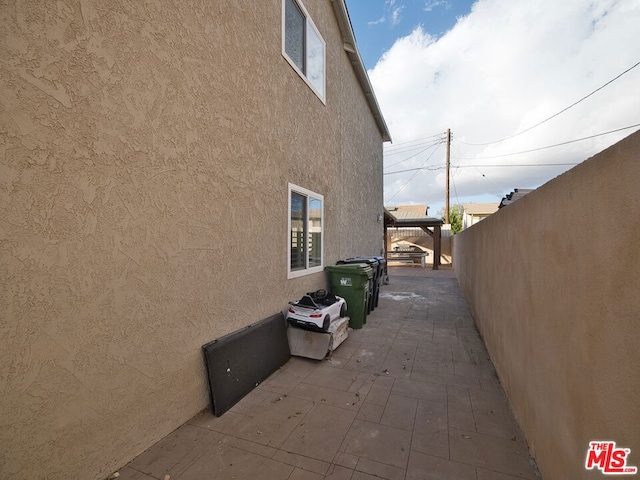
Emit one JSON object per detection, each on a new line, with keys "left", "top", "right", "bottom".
{"left": 440, "top": 204, "right": 463, "bottom": 234}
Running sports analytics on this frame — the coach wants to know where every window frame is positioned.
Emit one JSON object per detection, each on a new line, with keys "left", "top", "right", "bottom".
{"left": 287, "top": 183, "right": 324, "bottom": 279}
{"left": 281, "top": 0, "right": 327, "bottom": 103}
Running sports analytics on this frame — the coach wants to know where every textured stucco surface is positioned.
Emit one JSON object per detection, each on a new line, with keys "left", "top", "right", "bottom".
{"left": 454, "top": 131, "right": 640, "bottom": 480}
{"left": 0, "top": 1, "right": 385, "bottom": 478}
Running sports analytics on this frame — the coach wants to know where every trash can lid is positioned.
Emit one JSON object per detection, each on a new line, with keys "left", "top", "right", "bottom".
{"left": 326, "top": 264, "right": 373, "bottom": 277}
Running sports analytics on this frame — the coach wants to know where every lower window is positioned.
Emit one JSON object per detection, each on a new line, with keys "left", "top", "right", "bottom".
{"left": 288, "top": 183, "right": 323, "bottom": 278}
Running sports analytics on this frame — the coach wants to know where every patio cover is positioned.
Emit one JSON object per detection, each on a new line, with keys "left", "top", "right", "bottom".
{"left": 384, "top": 208, "right": 444, "bottom": 270}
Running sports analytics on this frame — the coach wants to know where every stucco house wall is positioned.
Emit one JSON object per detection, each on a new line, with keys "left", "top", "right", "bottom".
{"left": 453, "top": 131, "right": 640, "bottom": 480}
{"left": 0, "top": 1, "right": 387, "bottom": 479}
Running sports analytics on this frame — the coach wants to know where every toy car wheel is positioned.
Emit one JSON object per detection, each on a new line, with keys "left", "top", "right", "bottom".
{"left": 340, "top": 303, "right": 346, "bottom": 318}
{"left": 322, "top": 315, "right": 330, "bottom": 331}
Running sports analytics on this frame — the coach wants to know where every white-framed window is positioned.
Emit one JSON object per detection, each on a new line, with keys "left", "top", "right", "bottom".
{"left": 288, "top": 183, "right": 324, "bottom": 278}
{"left": 282, "top": 0, "right": 326, "bottom": 102}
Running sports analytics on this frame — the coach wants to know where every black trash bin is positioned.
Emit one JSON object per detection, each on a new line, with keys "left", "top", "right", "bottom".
{"left": 353, "top": 256, "right": 385, "bottom": 308}
{"left": 346, "top": 257, "right": 382, "bottom": 310}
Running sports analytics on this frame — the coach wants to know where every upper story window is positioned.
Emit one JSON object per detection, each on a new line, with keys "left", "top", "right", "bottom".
{"left": 288, "top": 183, "right": 324, "bottom": 278}
{"left": 282, "top": 0, "right": 326, "bottom": 102}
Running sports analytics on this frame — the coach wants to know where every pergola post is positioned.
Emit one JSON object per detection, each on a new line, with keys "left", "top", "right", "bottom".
{"left": 433, "top": 225, "right": 441, "bottom": 270}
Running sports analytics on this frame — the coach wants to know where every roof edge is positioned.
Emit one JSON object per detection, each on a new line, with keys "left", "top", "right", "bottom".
{"left": 331, "top": 0, "right": 392, "bottom": 143}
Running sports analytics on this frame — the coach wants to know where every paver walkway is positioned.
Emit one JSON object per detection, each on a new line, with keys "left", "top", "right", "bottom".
{"left": 117, "top": 267, "right": 540, "bottom": 480}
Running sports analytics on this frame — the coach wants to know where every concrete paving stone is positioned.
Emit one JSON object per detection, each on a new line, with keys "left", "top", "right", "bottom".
{"left": 411, "top": 398, "right": 449, "bottom": 459}
{"left": 449, "top": 428, "right": 538, "bottom": 479}
{"left": 409, "top": 370, "right": 481, "bottom": 389}
{"left": 289, "top": 467, "right": 325, "bottom": 480}
{"left": 325, "top": 342, "right": 361, "bottom": 367}
{"left": 281, "top": 403, "right": 358, "bottom": 463}
{"left": 188, "top": 409, "right": 247, "bottom": 435}
{"left": 111, "top": 466, "right": 155, "bottom": 480}
{"left": 325, "top": 464, "right": 355, "bottom": 479}
{"left": 364, "top": 375, "right": 395, "bottom": 406}
{"left": 391, "top": 378, "right": 447, "bottom": 404}
{"left": 272, "top": 449, "right": 331, "bottom": 475}
{"left": 454, "top": 361, "right": 498, "bottom": 380}
{"left": 356, "top": 402, "right": 385, "bottom": 423}
{"left": 343, "top": 344, "right": 389, "bottom": 374}
{"left": 258, "top": 357, "right": 318, "bottom": 395}
{"left": 177, "top": 441, "right": 294, "bottom": 480}
{"left": 406, "top": 450, "right": 477, "bottom": 480}
{"left": 380, "top": 394, "right": 418, "bottom": 431}
{"left": 347, "top": 373, "right": 376, "bottom": 396}
{"left": 356, "top": 457, "right": 406, "bottom": 480}
{"left": 341, "top": 419, "right": 411, "bottom": 470}
{"left": 229, "top": 387, "right": 276, "bottom": 413}
{"left": 127, "top": 423, "right": 222, "bottom": 478}
{"left": 451, "top": 343, "right": 491, "bottom": 365}
{"left": 289, "top": 383, "right": 362, "bottom": 411}
{"left": 218, "top": 435, "right": 278, "bottom": 458}
{"left": 229, "top": 395, "right": 314, "bottom": 447}
{"left": 412, "top": 360, "right": 455, "bottom": 376}
{"left": 470, "top": 389, "right": 525, "bottom": 441}
{"left": 304, "top": 365, "right": 369, "bottom": 392}
{"left": 333, "top": 452, "right": 359, "bottom": 469}
{"left": 477, "top": 467, "right": 533, "bottom": 480}
{"left": 351, "top": 471, "right": 387, "bottom": 480}
{"left": 447, "top": 385, "right": 476, "bottom": 432}
{"left": 480, "top": 377, "right": 503, "bottom": 392}
{"left": 380, "top": 349, "right": 414, "bottom": 379}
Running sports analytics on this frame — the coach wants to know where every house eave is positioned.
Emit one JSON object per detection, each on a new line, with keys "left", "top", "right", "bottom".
{"left": 331, "top": 0, "right": 392, "bottom": 143}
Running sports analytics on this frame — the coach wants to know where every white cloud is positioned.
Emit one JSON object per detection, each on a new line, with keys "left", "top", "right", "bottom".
{"left": 369, "top": 0, "right": 640, "bottom": 210}
{"left": 391, "top": 6, "right": 404, "bottom": 26}
{"left": 424, "top": 0, "right": 451, "bottom": 12}
{"left": 368, "top": 15, "right": 386, "bottom": 26}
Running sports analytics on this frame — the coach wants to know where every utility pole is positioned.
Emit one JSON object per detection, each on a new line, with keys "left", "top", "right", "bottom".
{"left": 445, "top": 128, "right": 451, "bottom": 224}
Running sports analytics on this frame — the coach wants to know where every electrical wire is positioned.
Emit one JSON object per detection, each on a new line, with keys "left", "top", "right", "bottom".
{"left": 384, "top": 140, "right": 444, "bottom": 168}
{"left": 384, "top": 138, "right": 445, "bottom": 157}
{"left": 453, "top": 123, "right": 640, "bottom": 160}
{"left": 457, "top": 60, "right": 640, "bottom": 146}
{"left": 384, "top": 144, "right": 442, "bottom": 203}
{"left": 384, "top": 131, "right": 446, "bottom": 150}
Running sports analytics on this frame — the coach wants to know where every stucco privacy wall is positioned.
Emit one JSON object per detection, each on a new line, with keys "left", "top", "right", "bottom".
{"left": 0, "top": 1, "right": 385, "bottom": 478}
{"left": 454, "top": 131, "right": 640, "bottom": 480}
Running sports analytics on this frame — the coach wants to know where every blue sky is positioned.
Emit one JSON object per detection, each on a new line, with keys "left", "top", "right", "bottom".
{"left": 343, "top": 0, "right": 640, "bottom": 215}
{"left": 346, "top": 0, "right": 475, "bottom": 70}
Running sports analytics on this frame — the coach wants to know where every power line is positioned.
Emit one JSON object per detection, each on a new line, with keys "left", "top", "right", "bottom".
{"left": 384, "top": 131, "right": 446, "bottom": 150}
{"left": 458, "top": 60, "right": 640, "bottom": 146}
{"left": 453, "top": 123, "right": 640, "bottom": 160}
{"left": 384, "top": 140, "right": 443, "bottom": 168}
{"left": 384, "top": 138, "right": 444, "bottom": 158}
{"left": 384, "top": 144, "right": 442, "bottom": 203}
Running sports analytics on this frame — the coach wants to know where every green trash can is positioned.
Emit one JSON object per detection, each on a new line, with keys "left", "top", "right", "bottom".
{"left": 325, "top": 264, "right": 373, "bottom": 329}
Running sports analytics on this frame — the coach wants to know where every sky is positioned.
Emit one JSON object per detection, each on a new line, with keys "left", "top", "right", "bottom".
{"left": 344, "top": 0, "right": 640, "bottom": 216}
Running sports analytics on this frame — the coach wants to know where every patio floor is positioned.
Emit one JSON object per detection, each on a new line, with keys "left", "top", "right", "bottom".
{"left": 116, "top": 266, "right": 540, "bottom": 480}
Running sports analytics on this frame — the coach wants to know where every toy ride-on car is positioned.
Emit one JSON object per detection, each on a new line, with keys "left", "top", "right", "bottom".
{"left": 286, "top": 289, "right": 347, "bottom": 332}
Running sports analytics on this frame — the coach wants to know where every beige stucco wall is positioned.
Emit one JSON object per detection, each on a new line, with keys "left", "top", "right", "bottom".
{"left": 0, "top": 1, "right": 384, "bottom": 479}
{"left": 454, "top": 131, "right": 640, "bottom": 479}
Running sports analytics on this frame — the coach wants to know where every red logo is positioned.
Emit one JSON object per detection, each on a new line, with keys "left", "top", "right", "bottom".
{"left": 586, "top": 441, "right": 638, "bottom": 475}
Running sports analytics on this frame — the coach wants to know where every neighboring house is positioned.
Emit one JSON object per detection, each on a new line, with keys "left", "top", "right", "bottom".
{"left": 0, "top": 2, "right": 390, "bottom": 479}
{"left": 462, "top": 203, "right": 499, "bottom": 230}
{"left": 499, "top": 188, "right": 535, "bottom": 208}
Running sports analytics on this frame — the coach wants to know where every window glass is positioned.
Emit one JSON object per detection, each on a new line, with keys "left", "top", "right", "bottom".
{"left": 284, "top": 0, "right": 305, "bottom": 72}
{"left": 306, "top": 25, "right": 324, "bottom": 98}
{"left": 290, "top": 191, "right": 306, "bottom": 271}
{"left": 288, "top": 184, "right": 323, "bottom": 277}
{"left": 282, "top": 0, "right": 325, "bottom": 102}
{"left": 308, "top": 197, "right": 322, "bottom": 267}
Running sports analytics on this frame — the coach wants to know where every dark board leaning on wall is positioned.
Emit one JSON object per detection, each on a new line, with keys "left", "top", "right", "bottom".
{"left": 202, "top": 312, "right": 291, "bottom": 416}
